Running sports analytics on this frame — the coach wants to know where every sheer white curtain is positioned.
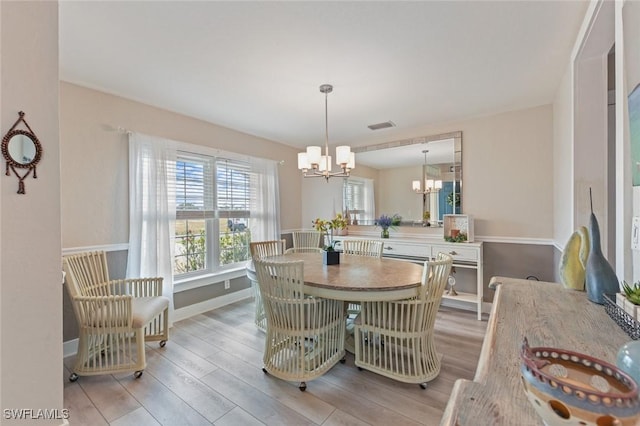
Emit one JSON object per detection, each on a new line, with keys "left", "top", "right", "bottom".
{"left": 127, "top": 133, "right": 176, "bottom": 323}
{"left": 250, "top": 157, "right": 281, "bottom": 241}
{"left": 363, "top": 177, "right": 376, "bottom": 222}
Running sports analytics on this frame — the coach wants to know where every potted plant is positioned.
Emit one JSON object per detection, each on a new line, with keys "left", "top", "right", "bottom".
{"left": 312, "top": 217, "right": 340, "bottom": 265}
{"left": 376, "top": 213, "right": 401, "bottom": 238}
{"left": 619, "top": 281, "right": 640, "bottom": 321}
{"left": 331, "top": 213, "right": 349, "bottom": 236}
{"left": 423, "top": 211, "right": 431, "bottom": 227}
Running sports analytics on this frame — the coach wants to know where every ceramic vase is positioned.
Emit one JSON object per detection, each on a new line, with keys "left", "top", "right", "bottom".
{"left": 617, "top": 341, "right": 640, "bottom": 386}
{"left": 585, "top": 212, "right": 619, "bottom": 304}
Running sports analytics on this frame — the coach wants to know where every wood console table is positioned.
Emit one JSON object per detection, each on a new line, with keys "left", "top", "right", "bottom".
{"left": 440, "top": 276, "right": 630, "bottom": 425}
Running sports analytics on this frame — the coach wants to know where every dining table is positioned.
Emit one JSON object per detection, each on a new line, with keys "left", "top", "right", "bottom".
{"left": 247, "top": 251, "right": 425, "bottom": 301}
{"left": 247, "top": 251, "right": 426, "bottom": 353}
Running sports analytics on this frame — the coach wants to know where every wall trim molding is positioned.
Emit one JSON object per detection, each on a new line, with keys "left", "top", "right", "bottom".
{"left": 62, "top": 243, "right": 129, "bottom": 255}
{"left": 173, "top": 288, "right": 252, "bottom": 322}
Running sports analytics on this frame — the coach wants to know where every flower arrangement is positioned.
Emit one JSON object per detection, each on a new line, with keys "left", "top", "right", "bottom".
{"left": 376, "top": 213, "right": 401, "bottom": 238}
{"left": 312, "top": 213, "right": 348, "bottom": 250}
{"left": 376, "top": 213, "right": 402, "bottom": 230}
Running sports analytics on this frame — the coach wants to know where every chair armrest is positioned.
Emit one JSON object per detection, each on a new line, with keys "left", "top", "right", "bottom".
{"left": 110, "top": 277, "right": 164, "bottom": 297}
{"left": 72, "top": 295, "right": 133, "bottom": 328}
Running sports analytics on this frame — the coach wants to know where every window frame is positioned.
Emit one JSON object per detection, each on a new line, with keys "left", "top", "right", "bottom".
{"left": 173, "top": 151, "right": 252, "bottom": 283}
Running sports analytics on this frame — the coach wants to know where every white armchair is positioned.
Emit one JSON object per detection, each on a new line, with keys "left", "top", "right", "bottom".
{"left": 63, "top": 251, "right": 169, "bottom": 381}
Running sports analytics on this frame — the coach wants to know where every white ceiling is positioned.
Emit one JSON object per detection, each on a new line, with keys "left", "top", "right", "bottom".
{"left": 59, "top": 1, "right": 588, "bottom": 155}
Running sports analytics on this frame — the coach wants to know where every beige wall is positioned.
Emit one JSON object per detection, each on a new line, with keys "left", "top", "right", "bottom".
{"left": 553, "top": 65, "right": 575, "bottom": 254}
{"left": 1, "top": 1, "right": 63, "bottom": 422}
{"left": 60, "top": 82, "right": 302, "bottom": 248}
{"left": 303, "top": 104, "right": 554, "bottom": 239}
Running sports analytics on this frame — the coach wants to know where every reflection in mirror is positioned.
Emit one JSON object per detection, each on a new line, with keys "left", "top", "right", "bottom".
{"left": 8, "top": 134, "right": 36, "bottom": 165}
{"left": 345, "top": 131, "right": 462, "bottom": 226}
{"left": 342, "top": 176, "right": 375, "bottom": 225}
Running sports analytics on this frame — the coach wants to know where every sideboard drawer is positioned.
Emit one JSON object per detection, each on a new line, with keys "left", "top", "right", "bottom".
{"left": 431, "top": 244, "right": 478, "bottom": 262}
{"left": 382, "top": 241, "right": 430, "bottom": 258}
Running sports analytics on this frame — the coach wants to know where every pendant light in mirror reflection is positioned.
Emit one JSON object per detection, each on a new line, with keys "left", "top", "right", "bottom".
{"left": 297, "top": 84, "right": 354, "bottom": 181}
{"left": 412, "top": 150, "right": 442, "bottom": 193}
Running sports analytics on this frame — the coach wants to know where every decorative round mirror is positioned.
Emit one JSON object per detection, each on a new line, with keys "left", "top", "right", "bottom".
{"left": 3, "top": 130, "right": 41, "bottom": 166}
{"left": 1, "top": 112, "right": 43, "bottom": 194}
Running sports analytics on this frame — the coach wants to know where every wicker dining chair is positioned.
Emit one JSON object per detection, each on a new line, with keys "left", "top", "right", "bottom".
{"left": 291, "top": 230, "right": 322, "bottom": 250}
{"left": 249, "top": 239, "right": 287, "bottom": 332}
{"left": 62, "top": 251, "right": 169, "bottom": 381}
{"left": 354, "top": 252, "right": 453, "bottom": 388}
{"left": 342, "top": 239, "right": 385, "bottom": 318}
{"left": 253, "top": 258, "right": 346, "bottom": 391}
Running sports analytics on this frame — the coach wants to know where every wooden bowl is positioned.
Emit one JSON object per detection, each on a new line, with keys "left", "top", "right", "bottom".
{"left": 520, "top": 337, "right": 640, "bottom": 426}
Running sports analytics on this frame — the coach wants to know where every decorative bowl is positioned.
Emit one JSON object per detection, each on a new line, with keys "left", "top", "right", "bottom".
{"left": 520, "top": 337, "right": 640, "bottom": 426}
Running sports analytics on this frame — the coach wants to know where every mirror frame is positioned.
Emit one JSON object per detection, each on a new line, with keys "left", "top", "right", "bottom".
{"left": 2, "top": 112, "right": 43, "bottom": 194}
{"left": 351, "top": 131, "right": 462, "bottom": 225}
{"left": 2, "top": 129, "right": 42, "bottom": 169}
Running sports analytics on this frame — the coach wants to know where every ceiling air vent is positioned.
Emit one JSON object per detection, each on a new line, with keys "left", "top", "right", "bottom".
{"left": 367, "top": 121, "right": 396, "bottom": 131}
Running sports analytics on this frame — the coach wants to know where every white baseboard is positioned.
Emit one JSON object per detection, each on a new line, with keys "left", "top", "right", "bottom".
{"left": 441, "top": 298, "right": 492, "bottom": 317}
{"left": 63, "top": 288, "right": 253, "bottom": 357}
{"left": 173, "top": 288, "right": 253, "bottom": 322}
{"left": 63, "top": 338, "right": 78, "bottom": 358}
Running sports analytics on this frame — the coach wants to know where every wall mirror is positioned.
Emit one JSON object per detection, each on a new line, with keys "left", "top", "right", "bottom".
{"left": 344, "top": 131, "right": 462, "bottom": 226}
{"left": 2, "top": 112, "right": 42, "bottom": 194}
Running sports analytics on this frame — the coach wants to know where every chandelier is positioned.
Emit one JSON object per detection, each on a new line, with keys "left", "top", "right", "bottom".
{"left": 297, "top": 84, "right": 354, "bottom": 180}
{"left": 412, "top": 150, "right": 442, "bottom": 193}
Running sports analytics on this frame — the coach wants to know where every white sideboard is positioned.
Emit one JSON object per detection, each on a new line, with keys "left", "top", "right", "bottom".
{"left": 332, "top": 235, "right": 485, "bottom": 320}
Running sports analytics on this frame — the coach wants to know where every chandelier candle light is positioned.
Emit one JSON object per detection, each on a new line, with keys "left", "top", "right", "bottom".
{"left": 298, "top": 84, "right": 355, "bottom": 180}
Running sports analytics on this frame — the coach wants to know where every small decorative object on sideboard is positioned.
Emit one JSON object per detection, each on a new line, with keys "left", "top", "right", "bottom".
{"left": 376, "top": 214, "right": 401, "bottom": 239}
{"left": 585, "top": 188, "right": 619, "bottom": 304}
{"left": 443, "top": 214, "right": 473, "bottom": 242}
{"left": 603, "top": 294, "right": 640, "bottom": 340}
{"left": 617, "top": 341, "right": 640, "bottom": 388}
{"left": 520, "top": 337, "right": 640, "bottom": 426}
{"left": 618, "top": 281, "right": 640, "bottom": 322}
{"left": 559, "top": 226, "right": 590, "bottom": 291}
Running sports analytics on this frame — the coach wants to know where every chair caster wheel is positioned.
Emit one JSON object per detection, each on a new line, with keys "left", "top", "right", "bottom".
{"left": 299, "top": 382, "right": 307, "bottom": 391}
{"left": 69, "top": 373, "right": 78, "bottom": 382}
{"left": 262, "top": 367, "right": 268, "bottom": 374}
{"left": 340, "top": 356, "right": 346, "bottom": 364}
{"left": 420, "top": 383, "right": 427, "bottom": 389}
{"left": 159, "top": 340, "right": 167, "bottom": 348}
{"left": 134, "top": 370, "right": 143, "bottom": 379}
{"left": 357, "top": 367, "right": 363, "bottom": 371}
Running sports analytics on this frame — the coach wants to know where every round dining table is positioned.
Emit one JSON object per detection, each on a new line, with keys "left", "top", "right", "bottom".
{"left": 248, "top": 252, "right": 425, "bottom": 301}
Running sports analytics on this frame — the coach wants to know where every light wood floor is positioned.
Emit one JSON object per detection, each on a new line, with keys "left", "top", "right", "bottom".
{"left": 64, "top": 299, "right": 487, "bottom": 426}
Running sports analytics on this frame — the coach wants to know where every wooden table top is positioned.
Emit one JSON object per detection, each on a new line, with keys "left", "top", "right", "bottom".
{"left": 257, "top": 252, "right": 425, "bottom": 301}
{"left": 440, "top": 276, "right": 630, "bottom": 425}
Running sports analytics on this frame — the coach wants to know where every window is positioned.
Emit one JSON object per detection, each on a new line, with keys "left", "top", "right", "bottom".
{"left": 173, "top": 152, "right": 251, "bottom": 278}
{"left": 343, "top": 177, "right": 375, "bottom": 224}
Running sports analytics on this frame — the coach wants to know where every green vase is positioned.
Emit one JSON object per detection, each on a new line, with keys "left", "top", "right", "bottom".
{"left": 381, "top": 228, "right": 389, "bottom": 238}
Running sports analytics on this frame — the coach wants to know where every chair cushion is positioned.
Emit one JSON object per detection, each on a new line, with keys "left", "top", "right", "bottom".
{"left": 132, "top": 296, "right": 169, "bottom": 328}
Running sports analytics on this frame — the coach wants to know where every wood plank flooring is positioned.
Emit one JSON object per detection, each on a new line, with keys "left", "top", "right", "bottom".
{"left": 63, "top": 298, "right": 487, "bottom": 425}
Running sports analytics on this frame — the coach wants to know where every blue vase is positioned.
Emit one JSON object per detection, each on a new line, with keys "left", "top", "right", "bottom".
{"left": 585, "top": 212, "right": 619, "bottom": 304}
{"left": 617, "top": 341, "right": 640, "bottom": 387}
